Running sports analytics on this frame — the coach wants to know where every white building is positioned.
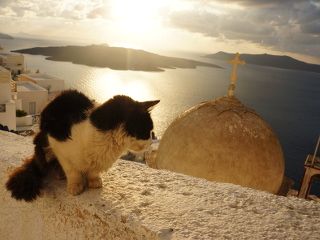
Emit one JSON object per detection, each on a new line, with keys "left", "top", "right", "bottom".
{"left": 18, "top": 73, "right": 64, "bottom": 94}
{"left": 0, "top": 66, "right": 16, "bottom": 130}
{"left": 15, "top": 81, "right": 48, "bottom": 115}
{"left": 0, "top": 51, "right": 60, "bottom": 130}
{"left": 0, "top": 53, "right": 24, "bottom": 76}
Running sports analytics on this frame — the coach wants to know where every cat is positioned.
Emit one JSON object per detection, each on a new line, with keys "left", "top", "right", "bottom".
{"left": 6, "top": 90, "right": 159, "bottom": 201}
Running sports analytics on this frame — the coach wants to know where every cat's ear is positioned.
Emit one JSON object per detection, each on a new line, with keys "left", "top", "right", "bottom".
{"left": 141, "top": 100, "right": 160, "bottom": 111}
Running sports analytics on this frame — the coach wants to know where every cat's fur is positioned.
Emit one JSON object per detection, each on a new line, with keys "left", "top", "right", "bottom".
{"left": 6, "top": 90, "right": 159, "bottom": 201}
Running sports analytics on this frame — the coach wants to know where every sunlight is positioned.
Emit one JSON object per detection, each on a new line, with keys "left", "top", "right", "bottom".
{"left": 110, "top": 0, "right": 167, "bottom": 34}
{"left": 123, "top": 80, "right": 153, "bottom": 101}
{"left": 92, "top": 70, "right": 154, "bottom": 103}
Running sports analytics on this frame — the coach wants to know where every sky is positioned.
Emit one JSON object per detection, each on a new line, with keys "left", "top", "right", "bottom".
{"left": 0, "top": 0, "right": 319, "bottom": 64}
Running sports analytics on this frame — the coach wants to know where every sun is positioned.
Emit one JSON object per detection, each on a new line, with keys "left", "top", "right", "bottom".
{"left": 110, "top": 0, "right": 167, "bottom": 34}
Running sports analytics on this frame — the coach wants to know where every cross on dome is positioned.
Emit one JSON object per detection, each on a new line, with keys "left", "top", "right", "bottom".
{"left": 228, "top": 53, "right": 245, "bottom": 97}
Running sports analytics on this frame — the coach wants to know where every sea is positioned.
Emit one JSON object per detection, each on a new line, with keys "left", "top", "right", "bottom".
{"left": 1, "top": 37, "right": 320, "bottom": 193}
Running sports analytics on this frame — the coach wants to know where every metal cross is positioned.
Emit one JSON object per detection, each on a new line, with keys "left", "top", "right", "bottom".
{"left": 228, "top": 53, "right": 245, "bottom": 97}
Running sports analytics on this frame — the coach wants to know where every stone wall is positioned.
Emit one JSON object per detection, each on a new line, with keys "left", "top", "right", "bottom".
{"left": 1, "top": 131, "right": 320, "bottom": 240}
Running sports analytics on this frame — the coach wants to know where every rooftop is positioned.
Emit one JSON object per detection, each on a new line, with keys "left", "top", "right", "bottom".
{"left": 20, "top": 73, "right": 63, "bottom": 82}
{"left": 16, "top": 81, "right": 47, "bottom": 92}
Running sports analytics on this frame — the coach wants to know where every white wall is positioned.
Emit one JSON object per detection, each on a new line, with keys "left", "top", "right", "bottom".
{"left": 0, "top": 83, "right": 10, "bottom": 103}
{"left": 0, "top": 101, "right": 16, "bottom": 130}
{"left": 3, "top": 55, "right": 24, "bottom": 66}
{"left": 0, "top": 67, "right": 11, "bottom": 103}
{"left": 0, "top": 66, "right": 11, "bottom": 84}
{"left": 0, "top": 69, "right": 15, "bottom": 130}
{"left": 14, "top": 98, "right": 22, "bottom": 110}
{"left": 1, "top": 132, "right": 320, "bottom": 240}
{"left": 3, "top": 54, "right": 24, "bottom": 74}
{"left": 16, "top": 115, "right": 33, "bottom": 127}
{"left": 17, "top": 90, "right": 48, "bottom": 115}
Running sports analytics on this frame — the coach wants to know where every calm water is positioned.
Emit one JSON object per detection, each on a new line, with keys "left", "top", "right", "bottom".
{"left": 1, "top": 38, "right": 320, "bottom": 192}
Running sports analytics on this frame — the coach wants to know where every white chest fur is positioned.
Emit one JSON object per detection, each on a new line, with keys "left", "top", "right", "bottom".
{"left": 48, "top": 120, "right": 128, "bottom": 174}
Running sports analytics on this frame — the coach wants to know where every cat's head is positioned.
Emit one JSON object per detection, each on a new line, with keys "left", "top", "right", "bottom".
{"left": 90, "top": 95, "right": 159, "bottom": 151}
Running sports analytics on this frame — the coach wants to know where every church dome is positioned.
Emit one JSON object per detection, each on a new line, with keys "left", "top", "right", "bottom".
{"left": 155, "top": 96, "right": 285, "bottom": 194}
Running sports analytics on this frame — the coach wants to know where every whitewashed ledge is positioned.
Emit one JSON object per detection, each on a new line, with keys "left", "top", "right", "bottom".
{"left": 1, "top": 131, "right": 320, "bottom": 240}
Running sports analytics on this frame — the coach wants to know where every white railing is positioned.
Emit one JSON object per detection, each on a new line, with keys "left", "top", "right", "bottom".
{"left": 10, "top": 80, "right": 16, "bottom": 92}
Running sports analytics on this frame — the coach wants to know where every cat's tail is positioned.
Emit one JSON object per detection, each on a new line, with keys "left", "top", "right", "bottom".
{"left": 5, "top": 131, "right": 55, "bottom": 202}
{"left": 6, "top": 155, "right": 46, "bottom": 201}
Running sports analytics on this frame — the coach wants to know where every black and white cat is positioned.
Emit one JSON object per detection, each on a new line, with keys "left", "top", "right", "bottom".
{"left": 6, "top": 90, "right": 159, "bottom": 201}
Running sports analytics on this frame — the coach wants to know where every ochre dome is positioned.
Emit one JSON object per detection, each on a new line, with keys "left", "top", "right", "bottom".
{"left": 156, "top": 96, "right": 285, "bottom": 194}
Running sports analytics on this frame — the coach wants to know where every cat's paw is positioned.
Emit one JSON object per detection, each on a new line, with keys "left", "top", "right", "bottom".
{"left": 88, "top": 177, "right": 103, "bottom": 189}
{"left": 67, "top": 182, "right": 85, "bottom": 195}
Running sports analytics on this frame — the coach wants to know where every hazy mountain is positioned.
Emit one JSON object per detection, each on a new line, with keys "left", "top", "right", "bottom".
{"left": 205, "top": 52, "right": 320, "bottom": 74}
{"left": 12, "top": 45, "right": 222, "bottom": 72}
{"left": 0, "top": 33, "right": 13, "bottom": 39}
{"left": 10, "top": 32, "right": 48, "bottom": 40}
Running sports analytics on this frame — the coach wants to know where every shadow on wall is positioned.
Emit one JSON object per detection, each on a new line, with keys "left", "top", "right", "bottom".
{"left": 0, "top": 124, "right": 17, "bottom": 134}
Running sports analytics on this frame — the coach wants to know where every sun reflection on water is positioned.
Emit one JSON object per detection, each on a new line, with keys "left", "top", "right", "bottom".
{"left": 90, "top": 70, "right": 155, "bottom": 103}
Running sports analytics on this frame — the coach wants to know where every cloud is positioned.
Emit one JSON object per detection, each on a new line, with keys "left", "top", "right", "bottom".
{"left": 0, "top": 6, "right": 16, "bottom": 17}
{"left": 0, "top": 0, "right": 12, "bottom": 7}
{"left": 0, "top": 0, "right": 318, "bottom": 60}
{"left": 220, "top": 0, "right": 306, "bottom": 7}
{"left": 184, "top": 0, "right": 310, "bottom": 8}
{"left": 168, "top": 0, "right": 320, "bottom": 57}
{"left": 301, "top": 21, "right": 320, "bottom": 34}
{"left": 87, "top": 6, "right": 109, "bottom": 19}
{"left": 0, "top": 0, "right": 111, "bottom": 19}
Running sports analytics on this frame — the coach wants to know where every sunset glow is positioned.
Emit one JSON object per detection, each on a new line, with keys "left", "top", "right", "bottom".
{"left": 110, "top": 0, "right": 165, "bottom": 34}
{"left": 0, "top": 0, "right": 319, "bottom": 64}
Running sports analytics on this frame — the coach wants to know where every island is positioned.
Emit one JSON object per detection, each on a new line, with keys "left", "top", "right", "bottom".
{"left": 205, "top": 51, "right": 320, "bottom": 74}
{"left": 12, "top": 45, "right": 222, "bottom": 72}
{"left": 0, "top": 32, "right": 13, "bottom": 39}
